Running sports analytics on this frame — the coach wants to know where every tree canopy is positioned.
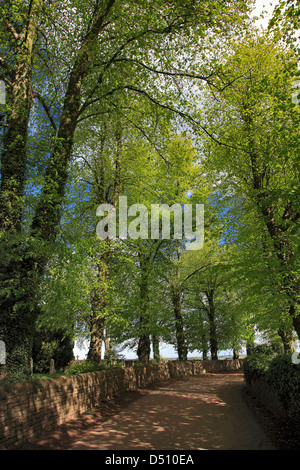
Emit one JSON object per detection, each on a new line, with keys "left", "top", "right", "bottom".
{"left": 0, "top": 0, "right": 299, "bottom": 378}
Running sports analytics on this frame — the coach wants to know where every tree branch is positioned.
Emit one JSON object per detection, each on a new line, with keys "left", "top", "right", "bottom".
{"left": 181, "top": 262, "right": 217, "bottom": 288}
{"left": 4, "top": 18, "right": 19, "bottom": 40}
{"left": 124, "top": 85, "right": 248, "bottom": 153}
{"left": 33, "top": 92, "right": 57, "bottom": 132}
{"left": 112, "top": 57, "right": 215, "bottom": 84}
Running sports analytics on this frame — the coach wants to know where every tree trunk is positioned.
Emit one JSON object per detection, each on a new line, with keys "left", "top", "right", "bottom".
{"left": 137, "top": 251, "right": 151, "bottom": 364}
{"left": 1, "top": 63, "right": 83, "bottom": 375}
{"left": 137, "top": 331, "right": 151, "bottom": 364}
{"left": 0, "top": 250, "right": 46, "bottom": 376}
{"left": 88, "top": 242, "right": 110, "bottom": 363}
{"left": 170, "top": 244, "right": 187, "bottom": 361}
{"left": 202, "top": 339, "right": 208, "bottom": 360}
{"left": 88, "top": 316, "right": 105, "bottom": 363}
{"left": 0, "top": 1, "right": 43, "bottom": 377}
{"left": 104, "top": 336, "right": 111, "bottom": 360}
{"left": 171, "top": 285, "right": 187, "bottom": 361}
{"left": 232, "top": 348, "right": 239, "bottom": 360}
{"left": 88, "top": 123, "right": 122, "bottom": 363}
{"left": 152, "top": 335, "right": 160, "bottom": 362}
{"left": 278, "top": 328, "right": 294, "bottom": 354}
{"left": 0, "top": 0, "right": 42, "bottom": 233}
{"left": 0, "top": 53, "right": 83, "bottom": 376}
{"left": 206, "top": 289, "right": 218, "bottom": 360}
{"left": 246, "top": 118, "right": 300, "bottom": 341}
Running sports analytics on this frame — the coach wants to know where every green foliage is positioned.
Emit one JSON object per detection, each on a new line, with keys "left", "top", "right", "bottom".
{"left": 243, "top": 341, "right": 283, "bottom": 385}
{"left": 32, "top": 328, "right": 74, "bottom": 373}
{"left": 182, "top": 239, "right": 249, "bottom": 357}
{"left": 252, "top": 342, "right": 283, "bottom": 356}
{"left": 3, "top": 0, "right": 299, "bottom": 376}
{"left": 64, "top": 359, "right": 123, "bottom": 376}
{"left": 199, "top": 30, "right": 300, "bottom": 340}
{"left": 244, "top": 352, "right": 300, "bottom": 423}
{"left": 269, "top": 0, "right": 300, "bottom": 54}
{"left": 266, "top": 355, "right": 300, "bottom": 410}
{"left": 243, "top": 353, "right": 273, "bottom": 385}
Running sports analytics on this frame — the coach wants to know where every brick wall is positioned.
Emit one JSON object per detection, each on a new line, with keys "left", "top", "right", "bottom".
{"left": 0, "top": 359, "right": 243, "bottom": 449}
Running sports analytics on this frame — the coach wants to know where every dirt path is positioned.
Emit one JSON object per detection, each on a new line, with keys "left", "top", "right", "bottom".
{"left": 26, "top": 372, "right": 275, "bottom": 451}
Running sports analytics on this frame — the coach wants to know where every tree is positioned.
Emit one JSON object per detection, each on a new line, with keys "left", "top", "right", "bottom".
{"left": 152, "top": 134, "right": 208, "bottom": 361}
{"left": 199, "top": 31, "right": 300, "bottom": 341}
{"left": 0, "top": 0, "right": 44, "bottom": 233}
{"left": 269, "top": 0, "right": 300, "bottom": 55}
{"left": 32, "top": 327, "right": 74, "bottom": 373}
{"left": 0, "top": 0, "right": 253, "bottom": 376}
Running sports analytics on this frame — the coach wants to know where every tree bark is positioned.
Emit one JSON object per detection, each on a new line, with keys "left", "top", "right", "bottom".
{"left": 232, "top": 348, "right": 239, "bottom": 360}
{"left": 202, "top": 336, "right": 208, "bottom": 360}
{"left": 206, "top": 289, "right": 218, "bottom": 360}
{"left": 104, "top": 335, "right": 111, "bottom": 360}
{"left": 170, "top": 244, "right": 187, "bottom": 361}
{"left": 171, "top": 284, "right": 188, "bottom": 361}
{"left": 278, "top": 327, "right": 294, "bottom": 354}
{"left": 88, "top": 241, "right": 110, "bottom": 363}
{"left": 152, "top": 335, "right": 160, "bottom": 362}
{"left": 137, "top": 251, "right": 151, "bottom": 364}
{"left": 0, "top": 0, "right": 42, "bottom": 233}
{"left": 137, "top": 331, "right": 151, "bottom": 364}
{"left": 88, "top": 316, "right": 105, "bottom": 363}
{"left": 87, "top": 122, "right": 122, "bottom": 363}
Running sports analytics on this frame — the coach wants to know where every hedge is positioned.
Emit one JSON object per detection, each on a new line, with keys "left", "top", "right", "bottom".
{"left": 243, "top": 353, "right": 300, "bottom": 424}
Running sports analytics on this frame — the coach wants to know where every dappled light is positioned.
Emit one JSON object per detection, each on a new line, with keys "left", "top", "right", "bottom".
{"left": 64, "top": 374, "right": 274, "bottom": 451}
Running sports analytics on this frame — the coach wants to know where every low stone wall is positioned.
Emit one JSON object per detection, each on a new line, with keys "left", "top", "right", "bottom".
{"left": 0, "top": 359, "right": 243, "bottom": 449}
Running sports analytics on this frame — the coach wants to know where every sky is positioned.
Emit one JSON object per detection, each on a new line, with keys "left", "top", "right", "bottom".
{"left": 252, "top": 0, "right": 280, "bottom": 30}
{"left": 73, "top": 0, "right": 280, "bottom": 362}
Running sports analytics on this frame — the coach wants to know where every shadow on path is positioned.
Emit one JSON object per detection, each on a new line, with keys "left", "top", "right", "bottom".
{"left": 25, "top": 372, "right": 275, "bottom": 450}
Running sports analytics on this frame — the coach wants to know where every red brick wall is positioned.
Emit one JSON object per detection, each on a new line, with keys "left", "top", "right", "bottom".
{"left": 0, "top": 359, "right": 243, "bottom": 449}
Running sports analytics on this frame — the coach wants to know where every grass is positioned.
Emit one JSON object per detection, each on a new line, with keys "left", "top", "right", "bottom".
{"left": 32, "top": 371, "right": 66, "bottom": 380}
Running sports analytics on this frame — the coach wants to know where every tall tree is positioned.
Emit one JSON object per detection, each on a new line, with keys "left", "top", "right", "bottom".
{"left": 0, "top": 0, "right": 252, "bottom": 375}
{"left": 200, "top": 32, "right": 300, "bottom": 340}
{"left": 0, "top": 0, "right": 44, "bottom": 233}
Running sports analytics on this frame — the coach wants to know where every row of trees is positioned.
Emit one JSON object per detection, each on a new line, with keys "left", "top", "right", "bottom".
{"left": 0, "top": 0, "right": 299, "bottom": 378}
